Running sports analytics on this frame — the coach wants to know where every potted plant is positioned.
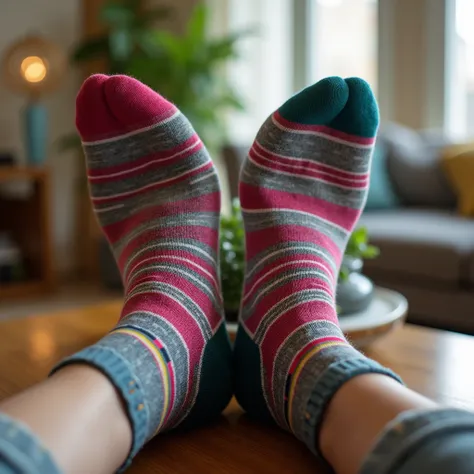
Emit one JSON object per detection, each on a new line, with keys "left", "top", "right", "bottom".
{"left": 61, "top": 1, "right": 247, "bottom": 155}
{"left": 219, "top": 199, "right": 380, "bottom": 320}
{"left": 337, "top": 227, "right": 380, "bottom": 315}
{"left": 220, "top": 199, "right": 245, "bottom": 321}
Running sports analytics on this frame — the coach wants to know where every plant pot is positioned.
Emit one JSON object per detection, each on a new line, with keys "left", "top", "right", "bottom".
{"left": 336, "top": 256, "right": 374, "bottom": 316}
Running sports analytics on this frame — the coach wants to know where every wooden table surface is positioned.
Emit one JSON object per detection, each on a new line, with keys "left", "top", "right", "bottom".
{"left": 1, "top": 302, "right": 474, "bottom": 473}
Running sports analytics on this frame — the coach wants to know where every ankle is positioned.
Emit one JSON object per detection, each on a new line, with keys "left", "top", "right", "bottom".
{"left": 52, "top": 365, "right": 133, "bottom": 464}
{"left": 319, "top": 374, "right": 435, "bottom": 474}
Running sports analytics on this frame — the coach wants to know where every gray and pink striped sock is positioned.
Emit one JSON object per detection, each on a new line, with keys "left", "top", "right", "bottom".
{"left": 234, "top": 77, "right": 402, "bottom": 458}
{"left": 53, "top": 75, "right": 232, "bottom": 467}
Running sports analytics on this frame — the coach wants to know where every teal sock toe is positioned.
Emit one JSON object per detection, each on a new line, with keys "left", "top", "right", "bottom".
{"left": 329, "top": 77, "right": 379, "bottom": 137}
{"left": 278, "top": 76, "right": 349, "bottom": 125}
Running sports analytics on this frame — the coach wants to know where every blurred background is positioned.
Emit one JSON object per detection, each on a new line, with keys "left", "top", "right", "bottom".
{"left": 1, "top": 0, "right": 474, "bottom": 335}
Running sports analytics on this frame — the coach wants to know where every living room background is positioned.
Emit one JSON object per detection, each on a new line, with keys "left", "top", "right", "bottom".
{"left": 1, "top": 0, "right": 474, "bottom": 323}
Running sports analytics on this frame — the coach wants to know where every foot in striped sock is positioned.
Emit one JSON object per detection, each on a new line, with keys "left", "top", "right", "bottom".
{"left": 53, "top": 74, "right": 232, "bottom": 467}
{"left": 234, "top": 77, "right": 402, "bottom": 457}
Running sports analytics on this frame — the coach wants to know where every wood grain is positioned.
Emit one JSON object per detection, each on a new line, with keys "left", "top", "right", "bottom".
{"left": 1, "top": 302, "right": 474, "bottom": 473}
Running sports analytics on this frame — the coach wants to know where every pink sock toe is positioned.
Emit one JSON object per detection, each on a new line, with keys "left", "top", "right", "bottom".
{"left": 103, "top": 75, "right": 176, "bottom": 129}
{"left": 76, "top": 74, "right": 177, "bottom": 142}
{"left": 75, "top": 74, "right": 119, "bottom": 142}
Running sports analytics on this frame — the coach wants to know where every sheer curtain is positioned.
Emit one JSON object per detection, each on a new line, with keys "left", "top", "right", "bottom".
{"left": 208, "top": 0, "right": 293, "bottom": 146}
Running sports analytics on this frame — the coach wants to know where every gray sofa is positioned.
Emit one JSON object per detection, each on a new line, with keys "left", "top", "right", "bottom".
{"left": 361, "top": 124, "right": 474, "bottom": 334}
{"left": 224, "top": 123, "right": 474, "bottom": 334}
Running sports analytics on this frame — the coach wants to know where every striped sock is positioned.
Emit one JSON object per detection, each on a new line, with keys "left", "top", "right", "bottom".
{"left": 234, "top": 77, "right": 402, "bottom": 458}
{"left": 54, "top": 75, "right": 232, "bottom": 466}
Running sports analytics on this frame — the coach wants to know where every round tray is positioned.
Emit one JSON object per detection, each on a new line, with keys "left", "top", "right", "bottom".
{"left": 227, "top": 287, "right": 408, "bottom": 348}
{"left": 339, "top": 287, "right": 408, "bottom": 347}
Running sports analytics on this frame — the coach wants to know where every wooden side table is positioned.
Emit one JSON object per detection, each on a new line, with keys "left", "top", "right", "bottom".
{"left": 0, "top": 166, "right": 55, "bottom": 299}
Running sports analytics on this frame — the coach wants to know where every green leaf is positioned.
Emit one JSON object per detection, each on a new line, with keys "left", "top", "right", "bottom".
{"left": 220, "top": 91, "right": 246, "bottom": 111}
{"left": 361, "top": 245, "right": 380, "bottom": 259}
{"left": 152, "top": 31, "right": 188, "bottom": 63}
{"left": 220, "top": 195, "right": 245, "bottom": 311}
{"left": 133, "top": 30, "right": 161, "bottom": 57}
{"left": 109, "top": 28, "right": 133, "bottom": 61}
{"left": 352, "top": 226, "right": 368, "bottom": 246}
{"left": 72, "top": 36, "right": 109, "bottom": 63}
{"left": 205, "top": 34, "right": 243, "bottom": 62}
{"left": 339, "top": 268, "right": 349, "bottom": 281}
{"left": 101, "top": 2, "right": 135, "bottom": 27}
{"left": 187, "top": 4, "right": 207, "bottom": 43}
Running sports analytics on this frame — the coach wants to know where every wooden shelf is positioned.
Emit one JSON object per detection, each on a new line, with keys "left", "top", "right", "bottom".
{"left": 0, "top": 281, "right": 51, "bottom": 300}
{"left": 0, "top": 166, "right": 47, "bottom": 182}
{"left": 0, "top": 166, "right": 55, "bottom": 299}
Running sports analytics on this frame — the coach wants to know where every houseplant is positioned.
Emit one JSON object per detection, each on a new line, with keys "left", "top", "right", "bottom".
{"left": 219, "top": 199, "right": 380, "bottom": 319}
{"left": 337, "top": 227, "right": 380, "bottom": 315}
{"left": 220, "top": 199, "right": 245, "bottom": 321}
{"left": 61, "top": 0, "right": 246, "bottom": 154}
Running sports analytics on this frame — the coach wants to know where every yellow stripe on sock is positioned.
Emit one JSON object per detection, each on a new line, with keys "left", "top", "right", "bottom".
{"left": 113, "top": 327, "right": 170, "bottom": 432}
{"left": 287, "top": 341, "right": 347, "bottom": 432}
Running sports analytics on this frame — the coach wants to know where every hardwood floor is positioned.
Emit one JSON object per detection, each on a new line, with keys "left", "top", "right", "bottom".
{"left": 1, "top": 302, "right": 474, "bottom": 472}
{"left": 0, "top": 281, "right": 120, "bottom": 320}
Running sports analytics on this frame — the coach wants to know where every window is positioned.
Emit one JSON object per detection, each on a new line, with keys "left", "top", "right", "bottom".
{"left": 446, "top": 0, "right": 474, "bottom": 138}
{"left": 214, "top": 0, "right": 378, "bottom": 145}
{"left": 309, "top": 0, "right": 378, "bottom": 93}
{"left": 223, "top": 0, "right": 293, "bottom": 145}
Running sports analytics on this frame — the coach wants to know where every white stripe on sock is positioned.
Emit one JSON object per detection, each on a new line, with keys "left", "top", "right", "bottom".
{"left": 271, "top": 115, "right": 374, "bottom": 149}
{"left": 83, "top": 110, "right": 181, "bottom": 145}
{"left": 89, "top": 139, "right": 202, "bottom": 180}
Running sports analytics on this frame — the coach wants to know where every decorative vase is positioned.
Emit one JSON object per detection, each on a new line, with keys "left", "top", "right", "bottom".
{"left": 23, "top": 102, "right": 48, "bottom": 166}
{"left": 336, "top": 256, "right": 374, "bottom": 316}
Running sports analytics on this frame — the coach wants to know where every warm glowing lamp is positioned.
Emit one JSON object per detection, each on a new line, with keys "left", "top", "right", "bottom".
{"left": 1, "top": 35, "right": 66, "bottom": 165}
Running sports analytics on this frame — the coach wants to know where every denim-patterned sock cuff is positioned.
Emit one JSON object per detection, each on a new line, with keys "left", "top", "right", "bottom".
{"left": 361, "top": 408, "right": 474, "bottom": 474}
{"left": 50, "top": 345, "right": 149, "bottom": 472}
{"left": 301, "top": 357, "right": 403, "bottom": 459}
{"left": 0, "top": 413, "right": 61, "bottom": 474}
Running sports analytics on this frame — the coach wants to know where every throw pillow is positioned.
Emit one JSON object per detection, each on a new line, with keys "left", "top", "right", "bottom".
{"left": 365, "top": 138, "right": 400, "bottom": 210}
{"left": 380, "top": 122, "right": 456, "bottom": 207}
{"left": 442, "top": 143, "right": 474, "bottom": 217}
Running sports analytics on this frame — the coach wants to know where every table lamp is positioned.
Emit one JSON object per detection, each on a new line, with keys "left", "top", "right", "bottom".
{"left": 1, "top": 35, "right": 66, "bottom": 165}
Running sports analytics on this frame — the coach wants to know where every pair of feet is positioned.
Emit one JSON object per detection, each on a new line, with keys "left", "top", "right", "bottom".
{"left": 57, "top": 74, "right": 400, "bottom": 467}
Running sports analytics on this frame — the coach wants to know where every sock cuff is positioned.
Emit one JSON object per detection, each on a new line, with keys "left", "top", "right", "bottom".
{"left": 300, "top": 357, "right": 403, "bottom": 459}
{"left": 360, "top": 408, "right": 474, "bottom": 474}
{"left": 0, "top": 413, "right": 61, "bottom": 474}
{"left": 50, "top": 345, "right": 149, "bottom": 472}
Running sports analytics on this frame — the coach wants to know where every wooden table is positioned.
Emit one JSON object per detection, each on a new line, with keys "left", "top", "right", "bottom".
{"left": 1, "top": 302, "right": 474, "bottom": 473}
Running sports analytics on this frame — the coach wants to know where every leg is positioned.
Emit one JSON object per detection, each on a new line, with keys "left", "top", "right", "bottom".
{"left": 322, "top": 374, "right": 474, "bottom": 474}
{"left": 321, "top": 374, "right": 433, "bottom": 474}
{"left": 0, "top": 74, "right": 233, "bottom": 473}
{"left": 0, "top": 365, "right": 131, "bottom": 474}
{"left": 233, "top": 76, "right": 474, "bottom": 474}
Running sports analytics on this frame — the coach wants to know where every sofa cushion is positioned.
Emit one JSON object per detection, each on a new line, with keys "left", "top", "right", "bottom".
{"left": 442, "top": 146, "right": 474, "bottom": 217}
{"left": 379, "top": 123, "right": 456, "bottom": 207}
{"left": 366, "top": 138, "right": 400, "bottom": 210}
{"left": 360, "top": 209, "right": 474, "bottom": 285}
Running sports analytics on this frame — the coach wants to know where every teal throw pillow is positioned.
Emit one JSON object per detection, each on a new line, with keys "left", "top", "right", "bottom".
{"left": 365, "top": 140, "right": 400, "bottom": 210}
